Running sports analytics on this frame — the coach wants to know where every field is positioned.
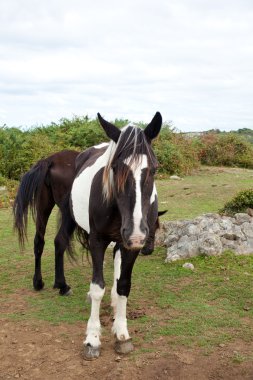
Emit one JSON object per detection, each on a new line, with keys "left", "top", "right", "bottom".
{"left": 1, "top": 166, "right": 253, "bottom": 379}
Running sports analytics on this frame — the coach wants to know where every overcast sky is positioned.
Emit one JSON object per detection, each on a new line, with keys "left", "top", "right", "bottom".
{"left": 0, "top": 0, "right": 253, "bottom": 131}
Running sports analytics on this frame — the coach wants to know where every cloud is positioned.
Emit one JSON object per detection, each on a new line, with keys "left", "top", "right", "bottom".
{"left": 0, "top": 0, "right": 252, "bottom": 131}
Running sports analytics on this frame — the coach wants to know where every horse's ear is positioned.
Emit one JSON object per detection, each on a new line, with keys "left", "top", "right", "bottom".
{"left": 97, "top": 113, "right": 121, "bottom": 143}
{"left": 158, "top": 210, "right": 167, "bottom": 217}
{"left": 144, "top": 112, "right": 162, "bottom": 141}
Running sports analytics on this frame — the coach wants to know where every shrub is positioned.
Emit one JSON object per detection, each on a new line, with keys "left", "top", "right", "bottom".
{"left": 35, "top": 116, "right": 111, "bottom": 149}
{"left": 198, "top": 133, "right": 253, "bottom": 169}
{"left": 0, "top": 128, "right": 62, "bottom": 180}
{"left": 220, "top": 189, "right": 253, "bottom": 215}
{"left": 0, "top": 175, "right": 18, "bottom": 208}
{"left": 154, "top": 127, "right": 199, "bottom": 175}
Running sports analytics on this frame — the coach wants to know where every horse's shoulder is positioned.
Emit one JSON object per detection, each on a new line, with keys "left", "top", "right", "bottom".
{"left": 75, "top": 144, "right": 109, "bottom": 175}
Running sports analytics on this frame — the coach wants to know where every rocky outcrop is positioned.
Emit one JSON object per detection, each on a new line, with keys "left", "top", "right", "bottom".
{"left": 155, "top": 213, "right": 253, "bottom": 262}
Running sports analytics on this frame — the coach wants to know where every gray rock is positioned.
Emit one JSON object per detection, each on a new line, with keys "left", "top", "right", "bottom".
{"left": 198, "top": 233, "right": 223, "bottom": 256}
{"left": 235, "top": 213, "right": 252, "bottom": 224}
{"left": 159, "top": 212, "right": 253, "bottom": 262}
{"left": 219, "top": 218, "right": 233, "bottom": 230}
{"left": 165, "top": 253, "right": 180, "bottom": 263}
{"left": 183, "top": 224, "right": 200, "bottom": 236}
{"left": 182, "top": 263, "right": 195, "bottom": 270}
{"left": 165, "top": 234, "right": 179, "bottom": 247}
{"left": 209, "top": 222, "right": 220, "bottom": 233}
{"left": 247, "top": 208, "right": 253, "bottom": 217}
{"left": 241, "top": 223, "right": 253, "bottom": 238}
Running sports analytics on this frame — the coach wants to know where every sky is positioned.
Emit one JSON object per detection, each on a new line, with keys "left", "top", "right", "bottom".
{"left": 0, "top": 0, "right": 253, "bottom": 132}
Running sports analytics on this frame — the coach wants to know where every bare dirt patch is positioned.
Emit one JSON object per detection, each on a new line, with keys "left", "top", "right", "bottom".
{"left": 1, "top": 319, "right": 253, "bottom": 380}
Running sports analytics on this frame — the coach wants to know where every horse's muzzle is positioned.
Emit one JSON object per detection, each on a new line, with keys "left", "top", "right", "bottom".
{"left": 122, "top": 228, "right": 148, "bottom": 250}
{"left": 125, "top": 237, "right": 146, "bottom": 250}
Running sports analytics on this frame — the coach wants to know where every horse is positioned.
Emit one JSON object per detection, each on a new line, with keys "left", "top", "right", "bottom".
{"left": 65, "top": 111, "right": 163, "bottom": 358}
{"left": 13, "top": 149, "right": 79, "bottom": 295}
{"left": 13, "top": 145, "right": 162, "bottom": 297}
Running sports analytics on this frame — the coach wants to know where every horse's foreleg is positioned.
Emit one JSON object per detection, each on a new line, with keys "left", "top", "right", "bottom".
{"left": 84, "top": 283, "right": 105, "bottom": 359}
{"left": 111, "top": 244, "right": 121, "bottom": 318}
{"left": 83, "top": 238, "right": 108, "bottom": 360}
{"left": 112, "top": 247, "right": 139, "bottom": 354}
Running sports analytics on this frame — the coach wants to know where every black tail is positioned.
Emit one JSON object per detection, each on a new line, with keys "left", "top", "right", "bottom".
{"left": 13, "top": 158, "right": 51, "bottom": 247}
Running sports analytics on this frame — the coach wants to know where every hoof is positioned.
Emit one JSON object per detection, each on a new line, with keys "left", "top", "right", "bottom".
{"left": 114, "top": 338, "right": 134, "bottom": 354}
{"left": 33, "top": 277, "right": 44, "bottom": 291}
{"left": 83, "top": 344, "right": 100, "bottom": 360}
{"left": 59, "top": 286, "right": 72, "bottom": 296}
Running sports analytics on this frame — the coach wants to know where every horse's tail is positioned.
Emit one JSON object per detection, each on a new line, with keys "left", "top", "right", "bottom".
{"left": 13, "top": 158, "right": 51, "bottom": 247}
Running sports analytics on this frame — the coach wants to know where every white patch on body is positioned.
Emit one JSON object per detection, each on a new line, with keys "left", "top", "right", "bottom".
{"left": 71, "top": 143, "right": 114, "bottom": 232}
{"left": 84, "top": 283, "right": 105, "bottom": 348}
{"left": 111, "top": 249, "right": 121, "bottom": 317}
{"left": 124, "top": 154, "right": 148, "bottom": 243}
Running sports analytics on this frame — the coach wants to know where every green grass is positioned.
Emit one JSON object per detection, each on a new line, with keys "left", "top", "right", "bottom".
{"left": 156, "top": 166, "right": 253, "bottom": 220}
{"left": 1, "top": 166, "right": 253, "bottom": 351}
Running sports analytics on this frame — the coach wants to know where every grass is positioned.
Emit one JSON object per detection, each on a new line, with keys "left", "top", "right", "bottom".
{"left": 157, "top": 166, "right": 253, "bottom": 220}
{"left": 1, "top": 166, "right": 253, "bottom": 352}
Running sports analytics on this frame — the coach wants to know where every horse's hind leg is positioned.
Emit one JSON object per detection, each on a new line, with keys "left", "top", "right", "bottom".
{"left": 53, "top": 214, "right": 76, "bottom": 296}
{"left": 33, "top": 196, "right": 54, "bottom": 291}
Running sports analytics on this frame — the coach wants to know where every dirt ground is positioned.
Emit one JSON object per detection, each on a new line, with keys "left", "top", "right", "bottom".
{"left": 1, "top": 317, "right": 253, "bottom": 380}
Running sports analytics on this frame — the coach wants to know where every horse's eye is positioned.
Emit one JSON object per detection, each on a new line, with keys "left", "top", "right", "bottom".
{"left": 151, "top": 168, "right": 156, "bottom": 175}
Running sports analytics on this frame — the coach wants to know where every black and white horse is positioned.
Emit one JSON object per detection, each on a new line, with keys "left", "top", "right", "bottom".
{"left": 68, "top": 112, "right": 162, "bottom": 359}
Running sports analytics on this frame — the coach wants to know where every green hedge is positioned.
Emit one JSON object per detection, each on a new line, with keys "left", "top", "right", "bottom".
{"left": 1, "top": 116, "right": 252, "bottom": 182}
{"left": 198, "top": 133, "right": 253, "bottom": 169}
{"left": 0, "top": 117, "right": 200, "bottom": 180}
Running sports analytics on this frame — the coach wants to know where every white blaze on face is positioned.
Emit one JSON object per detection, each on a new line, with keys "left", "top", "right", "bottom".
{"left": 150, "top": 183, "right": 157, "bottom": 204}
{"left": 124, "top": 154, "right": 148, "bottom": 243}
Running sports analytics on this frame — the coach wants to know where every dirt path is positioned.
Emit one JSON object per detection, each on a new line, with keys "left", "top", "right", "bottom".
{"left": 1, "top": 318, "right": 253, "bottom": 380}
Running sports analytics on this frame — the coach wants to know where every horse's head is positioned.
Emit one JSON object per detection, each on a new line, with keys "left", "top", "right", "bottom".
{"left": 98, "top": 112, "right": 162, "bottom": 250}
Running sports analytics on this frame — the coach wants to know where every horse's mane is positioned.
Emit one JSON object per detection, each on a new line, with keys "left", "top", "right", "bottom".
{"left": 102, "top": 125, "right": 156, "bottom": 200}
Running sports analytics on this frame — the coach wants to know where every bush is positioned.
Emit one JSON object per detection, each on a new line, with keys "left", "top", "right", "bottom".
{"left": 0, "top": 175, "right": 18, "bottom": 208}
{"left": 198, "top": 133, "right": 253, "bottom": 169}
{"left": 154, "top": 127, "right": 199, "bottom": 175}
{"left": 0, "top": 128, "right": 63, "bottom": 180}
{"left": 35, "top": 116, "right": 112, "bottom": 149}
{"left": 220, "top": 189, "right": 253, "bottom": 215}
